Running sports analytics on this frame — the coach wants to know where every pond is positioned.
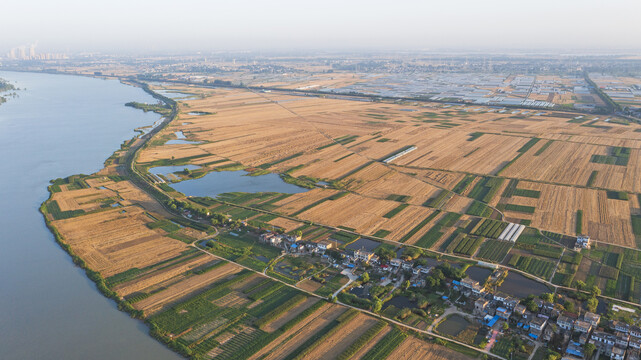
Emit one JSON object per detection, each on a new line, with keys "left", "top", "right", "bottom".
{"left": 465, "top": 266, "right": 492, "bottom": 283}
{"left": 498, "top": 272, "right": 550, "bottom": 298}
{"left": 436, "top": 314, "right": 471, "bottom": 337}
{"left": 169, "top": 170, "right": 309, "bottom": 198}
{"left": 383, "top": 295, "right": 415, "bottom": 310}
{"left": 346, "top": 238, "right": 380, "bottom": 252}
{"left": 165, "top": 139, "right": 201, "bottom": 145}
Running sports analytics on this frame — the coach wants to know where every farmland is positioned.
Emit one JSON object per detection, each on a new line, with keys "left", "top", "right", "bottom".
{"left": 39, "top": 72, "right": 641, "bottom": 360}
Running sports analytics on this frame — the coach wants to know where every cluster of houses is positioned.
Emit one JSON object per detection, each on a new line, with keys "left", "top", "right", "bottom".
{"left": 458, "top": 273, "right": 640, "bottom": 360}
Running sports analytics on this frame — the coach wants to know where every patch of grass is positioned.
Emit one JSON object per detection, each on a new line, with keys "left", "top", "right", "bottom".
{"left": 576, "top": 210, "right": 583, "bottom": 235}
{"left": 534, "top": 140, "right": 554, "bottom": 156}
{"left": 399, "top": 211, "right": 441, "bottom": 243}
{"left": 517, "top": 138, "right": 541, "bottom": 153}
{"left": 607, "top": 191, "right": 629, "bottom": 201}
{"left": 383, "top": 203, "right": 409, "bottom": 219}
{"left": 504, "top": 204, "right": 536, "bottom": 214}
{"left": 586, "top": 170, "right": 598, "bottom": 187}
{"left": 452, "top": 174, "right": 476, "bottom": 194}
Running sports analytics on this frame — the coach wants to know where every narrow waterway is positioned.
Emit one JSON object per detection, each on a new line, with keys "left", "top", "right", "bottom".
{"left": 0, "top": 71, "right": 180, "bottom": 360}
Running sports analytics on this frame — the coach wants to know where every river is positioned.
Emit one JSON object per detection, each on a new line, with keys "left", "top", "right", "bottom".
{"left": 0, "top": 71, "right": 180, "bottom": 359}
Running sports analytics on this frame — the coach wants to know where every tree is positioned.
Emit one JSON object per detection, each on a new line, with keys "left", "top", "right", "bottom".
{"left": 586, "top": 297, "right": 598, "bottom": 313}
{"left": 362, "top": 272, "right": 370, "bottom": 283}
{"left": 376, "top": 247, "right": 396, "bottom": 261}
{"left": 564, "top": 300, "right": 575, "bottom": 313}
{"left": 402, "top": 280, "right": 410, "bottom": 290}
{"left": 540, "top": 293, "right": 554, "bottom": 303}
{"left": 502, "top": 322, "right": 509, "bottom": 331}
{"left": 584, "top": 343, "right": 596, "bottom": 359}
{"left": 373, "top": 299, "right": 382, "bottom": 313}
{"left": 295, "top": 230, "right": 303, "bottom": 238}
{"left": 575, "top": 280, "right": 586, "bottom": 290}
{"left": 590, "top": 285, "right": 601, "bottom": 297}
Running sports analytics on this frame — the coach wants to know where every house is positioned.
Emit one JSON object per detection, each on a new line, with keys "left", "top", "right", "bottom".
{"left": 575, "top": 235, "right": 591, "bottom": 249}
{"left": 390, "top": 258, "right": 402, "bottom": 267}
{"left": 574, "top": 320, "right": 592, "bottom": 333}
{"left": 401, "top": 261, "right": 413, "bottom": 271}
{"left": 630, "top": 338, "right": 641, "bottom": 350}
{"left": 591, "top": 330, "right": 616, "bottom": 349}
{"left": 354, "top": 248, "right": 375, "bottom": 263}
{"left": 631, "top": 326, "right": 641, "bottom": 339}
{"left": 504, "top": 297, "right": 519, "bottom": 310}
{"left": 616, "top": 332, "right": 630, "bottom": 348}
{"left": 461, "top": 278, "right": 479, "bottom": 290}
{"left": 475, "top": 299, "right": 489, "bottom": 314}
{"left": 579, "top": 332, "right": 589, "bottom": 345}
{"left": 513, "top": 304, "right": 527, "bottom": 317}
{"left": 612, "top": 321, "right": 631, "bottom": 333}
{"left": 530, "top": 317, "right": 547, "bottom": 333}
{"left": 259, "top": 232, "right": 282, "bottom": 246}
{"left": 627, "top": 348, "right": 640, "bottom": 360}
{"left": 496, "top": 307, "right": 511, "bottom": 320}
{"left": 316, "top": 240, "right": 333, "bottom": 251}
{"left": 493, "top": 292, "right": 508, "bottom": 303}
{"left": 565, "top": 341, "right": 584, "bottom": 358}
{"left": 584, "top": 312, "right": 601, "bottom": 327}
{"left": 557, "top": 315, "right": 575, "bottom": 331}
{"left": 611, "top": 346, "right": 626, "bottom": 360}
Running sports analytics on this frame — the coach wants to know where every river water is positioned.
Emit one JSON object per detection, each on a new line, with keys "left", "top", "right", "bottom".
{"left": 0, "top": 71, "right": 180, "bottom": 359}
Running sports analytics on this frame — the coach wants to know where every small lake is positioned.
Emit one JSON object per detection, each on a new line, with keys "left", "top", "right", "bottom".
{"left": 436, "top": 314, "right": 470, "bottom": 337}
{"left": 465, "top": 266, "right": 492, "bottom": 283}
{"left": 498, "top": 272, "right": 550, "bottom": 298}
{"left": 165, "top": 139, "right": 201, "bottom": 145}
{"left": 169, "top": 170, "right": 309, "bottom": 198}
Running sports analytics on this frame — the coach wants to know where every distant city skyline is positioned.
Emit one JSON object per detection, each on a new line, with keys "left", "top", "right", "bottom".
{"left": 2, "top": 0, "right": 641, "bottom": 54}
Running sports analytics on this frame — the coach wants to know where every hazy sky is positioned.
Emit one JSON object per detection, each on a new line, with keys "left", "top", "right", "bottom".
{"left": 2, "top": 0, "right": 641, "bottom": 54}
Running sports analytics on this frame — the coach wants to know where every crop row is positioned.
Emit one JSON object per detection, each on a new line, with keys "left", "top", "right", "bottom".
{"left": 361, "top": 327, "right": 408, "bottom": 360}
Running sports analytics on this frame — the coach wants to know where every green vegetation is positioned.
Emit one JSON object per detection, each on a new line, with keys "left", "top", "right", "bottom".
{"left": 508, "top": 254, "right": 555, "bottom": 279}
{"left": 204, "top": 231, "right": 281, "bottom": 272}
{"left": 467, "top": 132, "right": 484, "bottom": 141}
{"left": 146, "top": 219, "right": 181, "bottom": 233}
{"left": 476, "top": 240, "right": 513, "bottom": 262}
{"left": 590, "top": 146, "right": 630, "bottom": 166}
{"left": 465, "top": 201, "right": 493, "bottom": 217}
{"left": 399, "top": 211, "right": 441, "bottom": 242}
{"left": 284, "top": 309, "right": 359, "bottom": 360}
{"left": 415, "top": 213, "right": 461, "bottom": 249}
{"left": 467, "top": 176, "right": 504, "bottom": 203}
{"left": 452, "top": 175, "right": 476, "bottom": 194}
{"left": 361, "top": 327, "right": 408, "bottom": 360}
{"left": 504, "top": 204, "right": 536, "bottom": 214}
{"left": 372, "top": 229, "right": 391, "bottom": 238}
{"left": 607, "top": 191, "right": 629, "bottom": 201}
{"left": 513, "top": 188, "right": 541, "bottom": 198}
{"left": 533, "top": 140, "right": 554, "bottom": 156}
{"left": 452, "top": 236, "right": 483, "bottom": 256}
{"left": 125, "top": 101, "right": 172, "bottom": 115}
{"left": 469, "top": 219, "right": 508, "bottom": 239}
{"left": 383, "top": 203, "right": 409, "bottom": 218}
{"left": 517, "top": 138, "right": 541, "bottom": 153}
{"left": 258, "top": 152, "right": 304, "bottom": 169}
{"left": 44, "top": 200, "right": 85, "bottom": 220}
{"left": 336, "top": 320, "right": 387, "bottom": 360}
{"left": 386, "top": 194, "right": 410, "bottom": 202}
{"left": 423, "top": 190, "right": 452, "bottom": 208}
{"left": 576, "top": 210, "right": 583, "bottom": 234}
{"left": 586, "top": 170, "right": 598, "bottom": 187}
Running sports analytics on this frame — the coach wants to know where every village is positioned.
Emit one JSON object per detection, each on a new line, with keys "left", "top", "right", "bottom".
{"left": 251, "top": 229, "right": 641, "bottom": 360}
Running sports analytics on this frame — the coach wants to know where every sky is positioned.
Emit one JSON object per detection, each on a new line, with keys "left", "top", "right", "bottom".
{"left": 2, "top": 0, "right": 641, "bottom": 54}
